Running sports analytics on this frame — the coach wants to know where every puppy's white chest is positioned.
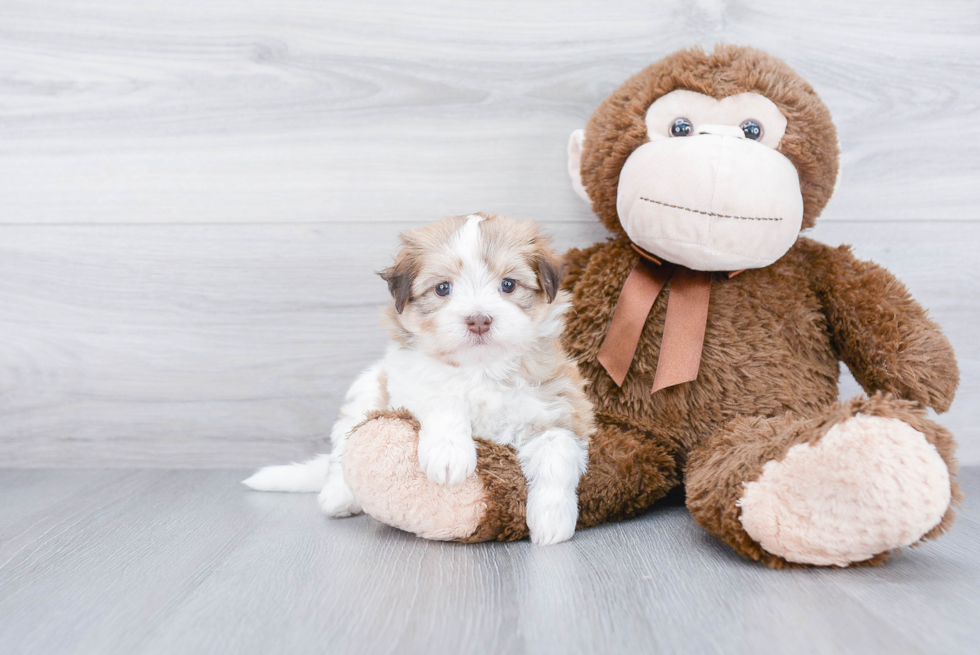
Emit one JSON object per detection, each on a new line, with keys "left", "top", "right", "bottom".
{"left": 466, "top": 380, "right": 545, "bottom": 446}
{"left": 466, "top": 383, "right": 508, "bottom": 437}
{"left": 466, "top": 383, "right": 505, "bottom": 419}
{"left": 382, "top": 347, "right": 545, "bottom": 447}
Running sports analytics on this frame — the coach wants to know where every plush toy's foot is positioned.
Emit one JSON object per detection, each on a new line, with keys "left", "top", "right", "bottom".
{"left": 687, "top": 394, "right": 959, "bottom": 568}
{"left": 342, "top": 410, "right": 488, "bottom": 541}
{"left": 738, "top": 413, "right": 950, "bottom": 566}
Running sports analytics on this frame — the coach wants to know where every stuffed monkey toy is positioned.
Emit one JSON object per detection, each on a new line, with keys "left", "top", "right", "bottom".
{"left": 341, "top": 45, "right": 960, "bottom": 568}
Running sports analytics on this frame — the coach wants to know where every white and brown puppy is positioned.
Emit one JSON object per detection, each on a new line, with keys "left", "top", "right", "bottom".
{"left": 244, "top": 213, "right": 594, "bottom": 545}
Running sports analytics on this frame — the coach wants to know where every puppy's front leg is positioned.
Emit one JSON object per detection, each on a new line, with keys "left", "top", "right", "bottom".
{"left": 416, "top": 408, "right": 476, "bottom": 486}
{"left": 519, "top": 429, "right": 589, "bottom": 545}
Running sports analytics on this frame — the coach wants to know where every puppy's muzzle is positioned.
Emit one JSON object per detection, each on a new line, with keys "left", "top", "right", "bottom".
{"left": 465, "top": 313, "right": 493, "bottom": 336}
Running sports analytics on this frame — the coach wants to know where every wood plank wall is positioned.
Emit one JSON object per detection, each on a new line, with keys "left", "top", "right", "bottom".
{"left": 1, "top": 0, "right": 977, "bottom": 466}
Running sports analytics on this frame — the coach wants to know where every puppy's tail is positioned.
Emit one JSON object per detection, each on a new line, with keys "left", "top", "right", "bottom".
{"left": 241, "top": 454, "right": 332, "bottom": 492}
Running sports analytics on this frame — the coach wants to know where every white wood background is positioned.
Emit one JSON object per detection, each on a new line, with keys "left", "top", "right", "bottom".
{"left": 1, "top": 0, "right": 977, "bottom": 466}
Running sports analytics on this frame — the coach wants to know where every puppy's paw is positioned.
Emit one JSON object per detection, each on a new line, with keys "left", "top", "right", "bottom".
{"left": 417, "top": 435, "right": 477, "bottom": 486}
{"left": 527, "top": 490, "right": 578, "bottom": 546}
{"left": 317, "top": 475, "right": 363, "bottom": 518}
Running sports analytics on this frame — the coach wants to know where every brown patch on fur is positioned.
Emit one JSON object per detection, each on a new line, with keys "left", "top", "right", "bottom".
{"left": 478, "top": 213, "right": 564, "bottom": 304}
{"left": 514, "top": 329, "right": 595, "bottom": 444}
{"left": 580, "top": 45, "right": 838, "bottom": 234}
{"left": 379, "top": 259, "right": 413, "bottom": 314}
{"left": 459, "top": 438, "right": 530, "bottom": 543}
{"left": 536, "top": 250, "right": 562, "bottom": 303}
{"left": 379, "top": 215, "right": 468, "bottom": 317}
{"left": 384, "top": 307, "right": 415, "bottom": 348}
{"left": 353, "top": 406, "right": 421, "bottom": 434}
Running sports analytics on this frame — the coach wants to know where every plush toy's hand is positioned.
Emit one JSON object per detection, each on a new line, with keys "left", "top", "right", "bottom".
{"left": 803, "top": 238, "right": 959, "bottom": 412}
{"left": 417, "top": 429, "right": 478, "bottom": 486}
{"left": 341, "top": 410, "right": 492, "bottom": 542}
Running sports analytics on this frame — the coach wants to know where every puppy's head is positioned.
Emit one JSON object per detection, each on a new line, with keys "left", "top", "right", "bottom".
{"left": 381, "top": 213, "right": 564, "bottom": 367}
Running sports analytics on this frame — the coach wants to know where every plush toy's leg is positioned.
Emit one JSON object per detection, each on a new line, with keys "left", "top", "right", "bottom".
{"left": 685, "top": 394, "right": 960, "bottom": 568}
{"left": 576, "top": 420, "right": 679, "bottom": 528}
{"left": 343, "top": 410, "right": 679, "bottom": 542}
{"left": 342, "top": 409, "right": 490, "bottom": 541}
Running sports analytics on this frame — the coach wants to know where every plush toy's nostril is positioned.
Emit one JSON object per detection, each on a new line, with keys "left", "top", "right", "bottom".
{"left": 696, "top": 123, "right": 745, "bottom": 139}
{"left": 465, "top": 314, "right": 493, "bottom": 335}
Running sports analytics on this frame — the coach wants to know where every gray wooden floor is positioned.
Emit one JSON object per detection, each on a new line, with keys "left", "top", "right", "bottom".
{"left": 1, "top": 467, "right": 977, "bottom": 655}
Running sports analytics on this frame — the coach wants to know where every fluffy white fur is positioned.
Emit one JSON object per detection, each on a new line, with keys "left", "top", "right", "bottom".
{"left": 244, "top": 214, "right": 592, "bottom": 545}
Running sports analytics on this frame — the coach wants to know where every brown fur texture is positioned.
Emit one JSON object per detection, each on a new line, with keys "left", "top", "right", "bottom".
{"left": 798, "top": 239, "right": 960, "bottom": 411}
{"left": 454, "top": 234, "right": 959, "bottom": 565}
{"left": 462, "top": 46, "right": 958, "bottom": 566}
{"left": 576, "top": 415, "right": 678, "bottom": 527}
{"left": 459, "top": 438, "right": 530, "bottom": 543}
{"left": 344, "top": 46, "right": 959, "bottom": 567}
{"left": 581, "top": 45, "right": 838, "bottom": 234}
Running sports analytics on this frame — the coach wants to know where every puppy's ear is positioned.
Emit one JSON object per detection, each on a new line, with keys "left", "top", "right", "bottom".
{"left": 379, "top": 252, "right": 413, "bottom": 314}
{"left": 535, "top": 248, "right": 563, "bottom": 304}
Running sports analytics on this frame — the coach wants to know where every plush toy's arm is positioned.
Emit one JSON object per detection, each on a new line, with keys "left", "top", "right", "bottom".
{"left": 801, "top": 238, "right": 958, "bottom": 412}
{"left": 561, "top": 243, "right": 605, "bottom": 293}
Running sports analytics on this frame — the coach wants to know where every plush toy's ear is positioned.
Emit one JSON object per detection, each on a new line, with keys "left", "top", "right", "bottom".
{"left": 567, "top": 129, "right": 591, "bottom": 204}
{"left": 379, "top": 253, "right": 413, "bottom": 314}
{"left": 535, "top": 248, "right": 563, "bottom": 303}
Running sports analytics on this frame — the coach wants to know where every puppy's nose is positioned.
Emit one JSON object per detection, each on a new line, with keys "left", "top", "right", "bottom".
{"left": 465, "top": 314, "right": 493, "bottom": 335}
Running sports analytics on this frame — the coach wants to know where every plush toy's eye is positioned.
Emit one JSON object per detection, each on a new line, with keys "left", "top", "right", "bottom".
{"left": 740, "top": 120, "right": 763, "bottom": 141}
{"left": 670, "top": 118, "right": 693, "bottom": 137}
{"left": 435, "top": 282, "right": 452, "bottom": 297}
{"left": 500, "top": 279, "right": 516, "bottom": 294}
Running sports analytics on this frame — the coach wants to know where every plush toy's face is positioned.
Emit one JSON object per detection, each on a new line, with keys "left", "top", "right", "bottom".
{"left": 568, "top": 46, "right": 840, "bottom": 272}
{"left": 616, "top": 90, "right": 803, "bottom": 270}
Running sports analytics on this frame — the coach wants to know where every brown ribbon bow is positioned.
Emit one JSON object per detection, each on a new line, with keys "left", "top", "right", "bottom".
{"left": 597, "top": 245, "right": 741, "bottom": 393}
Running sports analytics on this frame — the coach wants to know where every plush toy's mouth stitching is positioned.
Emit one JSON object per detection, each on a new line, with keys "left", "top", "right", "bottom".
{"left": 639, "top": 197, "right": 783, "bottom": 222}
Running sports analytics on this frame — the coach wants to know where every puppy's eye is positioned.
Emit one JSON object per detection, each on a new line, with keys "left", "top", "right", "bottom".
{"left": 670, "top": 118, "right": 692, "bottom": 137}
{"left": 435, "top": 282, "right": 452, "bottom": 297}
{"left": 740, "top": 120, "right": 763, "bottom": 141}
{"left": 500, "top": 279, "right": 516, "bottom": 294}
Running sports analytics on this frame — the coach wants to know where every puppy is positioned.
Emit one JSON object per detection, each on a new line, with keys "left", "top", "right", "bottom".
{"left": 244, "top": 213, "right": 594, "bottom": 545}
